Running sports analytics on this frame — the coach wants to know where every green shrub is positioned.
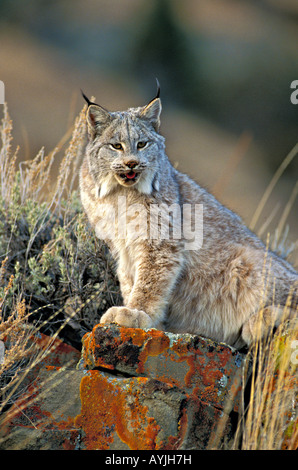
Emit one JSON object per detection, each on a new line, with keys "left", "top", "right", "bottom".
{"left": 0, "top": 103, "right": 121, "bottom": 351}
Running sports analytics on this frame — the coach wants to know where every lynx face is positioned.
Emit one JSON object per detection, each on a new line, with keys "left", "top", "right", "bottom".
{"left": 85, "top": 99, "right": 165, "bottom": 198}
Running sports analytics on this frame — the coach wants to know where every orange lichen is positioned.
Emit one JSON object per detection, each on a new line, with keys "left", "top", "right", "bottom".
{"left": 120, "top": 327, "right": 148, "bottom": 346}
{"left": 168, "top": 338, "right": 197, "bottom": 388}
{"left": 81, "top": 331, "right": 98, "bottom": 368}
{"left": 136, "top": 329, "right": 170, "bottom": 374}
{"left": 44, "top": 365, "right": 61, "bottom": 371}
{"left": 171, "top": 337, "right": 190, "bottom": 356}
{"left": 77, "top": 370, "right": 161, "bottom": 450}
{"left": 170, "top": 338, "right": 241, "bottom": 408}
{"left": 80, "top": 325, "right": 246, "bottom": 431}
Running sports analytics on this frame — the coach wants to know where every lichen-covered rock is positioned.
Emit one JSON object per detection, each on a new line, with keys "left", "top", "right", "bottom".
{"left": 77, "top": 371, "right": 189, "bottom": 450}
{"left": 73, "top": 324, "right": 249, "bottom": 449}
{"left": 79, "top": 324, "right": 247, "bottom": 412}
{"left": 0, "top": 326, "right": 248, "bottom": 450}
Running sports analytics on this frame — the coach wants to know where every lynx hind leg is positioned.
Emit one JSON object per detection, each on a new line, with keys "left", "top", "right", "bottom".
{"left": 242, "top": 305, "right": 297, "bottom": 346}
{"left": 100, "top": 306, "right": 153, "bottom": 329}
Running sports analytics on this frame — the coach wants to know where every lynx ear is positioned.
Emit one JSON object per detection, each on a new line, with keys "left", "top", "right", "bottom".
{"left": 140, "top": 98, "right": 162, "bottom": 132}
{"left": 86, "top": 104, "right": 112, "bottom": 139}
{"left": 82, "top": 92, "right": 112, "bottom": 139}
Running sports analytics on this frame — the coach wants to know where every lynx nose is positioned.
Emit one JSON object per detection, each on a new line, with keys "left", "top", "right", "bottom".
{"left": 125, "top": 160, "right": 138, "bottom": 169}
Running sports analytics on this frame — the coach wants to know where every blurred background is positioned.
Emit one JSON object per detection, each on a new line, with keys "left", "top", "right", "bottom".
{"left": 0, "top": 0, "right": 297, "bottom": 251}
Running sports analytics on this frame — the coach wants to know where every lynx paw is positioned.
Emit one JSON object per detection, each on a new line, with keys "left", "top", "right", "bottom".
{"left": 100, "top": 306, "right": 153, "bottom": 329}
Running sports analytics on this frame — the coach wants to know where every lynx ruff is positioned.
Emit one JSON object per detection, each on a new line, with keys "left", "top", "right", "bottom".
{"left": 79, "top": 89, "right": 298, "bottom": 348}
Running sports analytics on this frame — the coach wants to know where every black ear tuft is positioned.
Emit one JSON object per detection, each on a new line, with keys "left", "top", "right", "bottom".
{"left": 145, "top": 78, "right": 161, "bottom": 108}
{"left": 81, "top": 89, "right": 98, "bottom": 107}
{"left": 155, "top": 78, "right": 160, "bottom": 99}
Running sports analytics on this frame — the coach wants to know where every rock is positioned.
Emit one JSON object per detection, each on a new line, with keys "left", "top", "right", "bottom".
{"left": 79, "top": 324, "right": 246, "bottom": 412}
{"left": 0, "top": 334, "right": 82, "bottom": 450}
{"left": 76, "top": 324, "right": 248, "bottom": 449}
{"left": 77, "top": 371, "right": 188, "bottom": 450}
{"left": 0, "top": 325, "right": 248, "bottom": 450}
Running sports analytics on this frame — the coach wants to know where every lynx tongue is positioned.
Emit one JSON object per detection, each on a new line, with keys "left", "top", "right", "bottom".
{"left": 126, "top": 171, "right": 136, "bottom": 179}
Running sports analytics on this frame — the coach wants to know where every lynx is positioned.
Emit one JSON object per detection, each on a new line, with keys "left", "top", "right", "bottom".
{"left": 79, "top": 87, "right": 298, "bottom": 349}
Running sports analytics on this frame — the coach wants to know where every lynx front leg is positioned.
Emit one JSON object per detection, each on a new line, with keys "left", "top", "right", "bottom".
{"left": 101, "top": 241, "right": 183, "bottom": 329}
{"left": 117, "top": 267, "right": 133, "bottom": 304}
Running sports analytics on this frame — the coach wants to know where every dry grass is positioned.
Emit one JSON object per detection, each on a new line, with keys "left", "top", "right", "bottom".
{"left": 233, "top": 306, "right": 298, "bottom": 450}
{"left": 208, "top": 302, "right": 298, "bottom": 450}
{"left": 0, "top": 258, "right": 36, "bottom": 411}
{"left": 237, "top": 146, "right": 298, "bottom": 450}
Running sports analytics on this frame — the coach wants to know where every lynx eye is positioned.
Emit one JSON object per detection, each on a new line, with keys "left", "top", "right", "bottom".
{"left": 137, "top": 141, "right": 147, "bottom": 149}
{"left": 111, "top": 143, "right": 123, "bottom": 150}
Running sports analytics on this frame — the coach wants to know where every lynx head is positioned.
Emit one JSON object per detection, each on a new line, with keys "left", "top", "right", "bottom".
{"left": 83, "top": 86, "right": 166, "bottom": 198}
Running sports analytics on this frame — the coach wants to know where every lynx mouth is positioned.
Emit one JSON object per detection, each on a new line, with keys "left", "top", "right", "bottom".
{"left": 118, "top": 171, "right": 139, "bottom": 184}
{"left": 124, "top": 171, "right": 136, "bottom": 180}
